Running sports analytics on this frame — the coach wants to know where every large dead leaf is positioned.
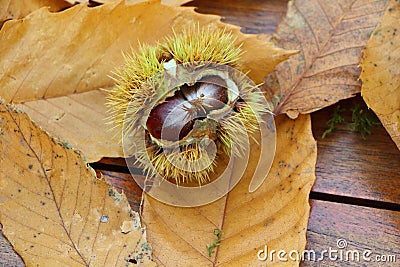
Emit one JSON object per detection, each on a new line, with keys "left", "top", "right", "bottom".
{"left": 0, "top": 101, "right": 155, "bottom": 266}
{"left": 270, "top": 0, "right": 390, "bottom": 118}
{"left": 360, "top": 0, "right": 400, "bottom": 150}
{"left": 0, "top": 0, "right": 293, "bottom": 162}
{"left": 16, "top": 90, "right": 120, "bottom": 162}
{"left": 142, "top": 114, "right": 317, "bottom": 266}
{"left": 0, "top": 0, "right": 70, "bottom": 25}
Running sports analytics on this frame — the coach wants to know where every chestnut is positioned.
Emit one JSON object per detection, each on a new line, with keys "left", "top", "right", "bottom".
{"left": 146, "top": 78, "right": 228, "bottom": 142}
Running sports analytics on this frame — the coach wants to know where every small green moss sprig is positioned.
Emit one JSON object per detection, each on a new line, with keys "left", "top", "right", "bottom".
{"left": 322, "top": 104, "right": 381, "bottom": 139}
{"left": 349, "top": 104, "right": 381, "bottom": 139}
{"left": 206, "top": 228, "right": 223, "bottom": 257}
{"left": 322, "top": 105, "right": 345, "bottom": 138}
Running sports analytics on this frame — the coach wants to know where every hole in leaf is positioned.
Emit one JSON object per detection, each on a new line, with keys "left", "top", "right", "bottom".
{"left": 128, "top": 258, "right": 137, "bottom": 264}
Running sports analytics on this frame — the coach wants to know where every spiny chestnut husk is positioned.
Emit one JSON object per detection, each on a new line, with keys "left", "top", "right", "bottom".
{"left": 106, "top": 25, "right": 268, "bottom": 185}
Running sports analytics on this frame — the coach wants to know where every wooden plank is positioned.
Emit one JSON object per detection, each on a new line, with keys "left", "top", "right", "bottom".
{"left": 302, "top": 200, "right": 399, "bottom": 266}
{"left": 312, "top": 96, "right": 400, "bottom": 204}
{"left": 97, "top": 157, "right": 127, "bottom": 168}
{"left": 0, "top": 224, "right": 24, "bottom": 267}
{"left": 184, "top": 0, "right": 287, "bottom": 34}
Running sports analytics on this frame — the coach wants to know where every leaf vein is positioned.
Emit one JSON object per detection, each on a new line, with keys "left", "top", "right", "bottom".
{"left": 147, "top": 198, "right": 213, "bottom": 263}
{"left": 7, "top": 109, "right": 89, "bottom": 266}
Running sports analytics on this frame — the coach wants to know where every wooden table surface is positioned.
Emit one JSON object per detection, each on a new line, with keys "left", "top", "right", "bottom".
{"left": 1, "top": 0, "right": 399, "bottom": 266}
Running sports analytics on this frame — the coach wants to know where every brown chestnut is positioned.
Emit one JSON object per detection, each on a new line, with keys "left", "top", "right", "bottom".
{"left": 146, "top": 77, "right": 228, "bottom": 142}
{"left": 146, "top": 93, "right": 195, "bottom": 142}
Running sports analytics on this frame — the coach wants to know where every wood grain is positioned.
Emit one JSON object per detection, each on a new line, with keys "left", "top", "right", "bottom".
{"left": 312, "top": 96, "right": 400, "bottom": 205}
{"left": 0, "top": 224, "right": 24, "bottom": 266}
{"left": 303, "top": 200, "right": 399, "bottom": 266}
{"left": 184, "top": 0, "right": 287, "bottom": 34}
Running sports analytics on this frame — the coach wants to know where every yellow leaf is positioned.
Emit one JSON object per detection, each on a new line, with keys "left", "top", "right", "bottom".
{"left": 270, "top": 0, "right": 390, "bottom": 118}
{"left": 142, "top": 114, "right": 317, "bottom": 266}
{"left": 63, "top": 0, "right": 191, "bottom": 6}
{"left": 16, "top": 90, "right": 120, "bottom": 162}
{"left": 160, "top": 0, "right": 191, "bottom": 6}
{"left": 0, "top": 0, "right": 70, "bottom": 24}
{"left": 360, "top": 0, "right": 400, "bottom": 150}
{"left": 0, "top": 101, "right": 155, "bottom": 266}
{"left": 0, "top": 0, "right": 293, "bottom": 162}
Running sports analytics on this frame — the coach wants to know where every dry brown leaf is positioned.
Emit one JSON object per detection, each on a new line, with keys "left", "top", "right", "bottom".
{"left": 0, "top": 0, "right": 70, "bottom": 24}
{"left": 360, "top": 0, "right": 400, "bottom": 150}
{"left": 16, "top": 90, "right": 121, "bottom": 162}
{"left": 0, "top": 101, "right": 155, "bottom": 266}
{"left": 142, "top": 114, "right": 317, "bottom": 266}
{"left": 0, "top": 0, "right": 293, "bottom": 162}
{"left": 0, "top": 0, "right": 291, "bottom": 102}
{"left": 269, "top": 0, "right": 390, "bottom": 118}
